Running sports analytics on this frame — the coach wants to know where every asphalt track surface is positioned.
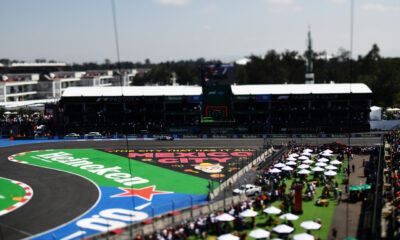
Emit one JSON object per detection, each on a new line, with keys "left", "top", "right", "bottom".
{"left": 0, "top": 138, "right": 382, "bottom": 240}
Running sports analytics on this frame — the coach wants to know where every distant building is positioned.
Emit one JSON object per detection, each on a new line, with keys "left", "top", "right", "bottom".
{"left": 0, "top": 73, "right": 39, "bottom": 102}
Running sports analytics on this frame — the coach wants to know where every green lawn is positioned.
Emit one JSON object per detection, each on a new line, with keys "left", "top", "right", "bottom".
{"left": 0, "top": 177, "right": 26, "bottom": 212}
{"left": 190, "top": 158, "right": 348, "bottom": 240}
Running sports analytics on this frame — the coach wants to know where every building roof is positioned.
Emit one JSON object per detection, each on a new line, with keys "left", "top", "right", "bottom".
{"left": 62, "top": 86, "right": 202, "bottom": 97}
{"left": 231, "top": 83, "right": 372, "bottom": 95}
{"left": 62, "top": 83, "right": 372, "bottom": 98}
{"left": 10, "top": 62, "right": 67, "bottom": 67}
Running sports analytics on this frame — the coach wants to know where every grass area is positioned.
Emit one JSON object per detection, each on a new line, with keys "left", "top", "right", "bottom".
{"left": 190, "top": 158, "right": 349, "bottom": 239}
{"left": 0, "top": 177, "right": 26, "bottom": 211}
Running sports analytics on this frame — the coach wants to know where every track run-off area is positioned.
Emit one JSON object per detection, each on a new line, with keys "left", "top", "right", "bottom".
{"left": 0, "top": 138, "right": 381, "bottom": 240}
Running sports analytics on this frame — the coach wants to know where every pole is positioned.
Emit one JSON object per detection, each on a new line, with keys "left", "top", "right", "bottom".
{"left": 190, "top": 195, "right": 193, "bottom": 219}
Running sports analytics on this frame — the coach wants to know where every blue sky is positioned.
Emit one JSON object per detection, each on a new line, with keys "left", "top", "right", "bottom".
{"left": 0, "top": 0, "right": 399, "bottom": 63}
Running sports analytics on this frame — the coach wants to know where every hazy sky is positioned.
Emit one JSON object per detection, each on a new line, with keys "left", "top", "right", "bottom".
{"left": 1, "top": 0, "right": 399, "bottom": 63}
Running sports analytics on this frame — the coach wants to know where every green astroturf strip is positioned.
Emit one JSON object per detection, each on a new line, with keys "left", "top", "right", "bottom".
{"left": 13, "top": 149, "right": 218, "bottom": 195}
{"left": 0, "top": 177, "right": 26, "bottom": 210}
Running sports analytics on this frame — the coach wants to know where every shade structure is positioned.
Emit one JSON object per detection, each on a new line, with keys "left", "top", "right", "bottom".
{"left": 298, "top": 164, "right": 311, "bottom": 169}
{"left": 312, "top": 166, "right": 325, "bottom": 172}
{"left": 215, "top": 213, "right": 235, "bottom": 222}
{"left": 325, "top": 165, "right": 338, "bottom": 170}
{"left": 330, "top": 160, "right": 342, "bottom": 165}
{"left": 274, "top": 163, "right": 286, "bottom": 168}
{"left": 263, "top": 206, "right": 282, "bottom": 214}
{"left": 302, "top": 152, "right": 312, "bottom": 156}
{"left": 300, "top": 221, "right": 322, "bottom": 230}
{"left": 324, "top": 170, "right": 337, "bottom": 176}
{"left": 239, "top": 209, "right": 258, "bottom": 218}
{"left": 286, "top": 161, "right": 297, "bottom": 166}
{"left": 273, "top": 224, "right": 294, "bottom": 234}
{"left": 290, "top": 153, "right": 299, "bottom": 158}
{"left": 282, "top": 166, "right": 294, "bottom": 171}
{"left": 303, "top": 148, "right": 313, "bottom": 153}
{"left": 293, "top": 233, "right": 314, "bottom": 240}
{"left": 318, "top": 158, "right": 329, "bottom": 162}
{"left": 218, "top": 233, "right": 240, "bottom": 240}
{"left": 322, "top": 149, "right": 333, "bottom": 153}
{"left": 298, "top": 156, "right": 309, "bottom": 160}
{"left": 298, "top": 169, "right": 311, "bottom": 175}
{"left": 286, "top": 156, "right": 297, "bottom": 161}
{"left": 249, "top": 229, "right": 271, "bottom": 239}
{"left": 269, "top": 168, "right": 282, "bottom": 173}
{"left": 321, "top": 152, "right": 333, "bottom": 157}
{"left": 303, "top": 159, "right": 314, "bottom": 164}
{"left": 279, "top": 213, "right": 299, "bottom": 220}
{"left": 315, "top": 162, "right": 327, "bottom": 167}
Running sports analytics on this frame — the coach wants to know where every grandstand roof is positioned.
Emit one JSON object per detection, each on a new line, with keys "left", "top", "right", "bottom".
{"left": 62, "top": 83, "right": 372, "bottom": 97}
{"left": 231, "top": 83, "right": 372, "bottom": 95}
{"left": 62, "top": 86, "right": 202, "bottom": 97}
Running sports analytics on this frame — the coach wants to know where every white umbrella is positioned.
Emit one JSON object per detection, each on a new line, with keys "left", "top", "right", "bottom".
{"left": 290, "top": 153, "right": 299, "bottom": 158}
{"left": 239, "top": 209, "right": 258, "bottom": 218}
{"left": 317, "top": 157, "right": 329, "bottom": 162}
{"left": 298, "top": 169, "right": 311, "bottom": 175}
{"left": 269, "top": 168, "right": 282, "bottom": 173}
{"left": 312, "top": 166, "right": 325, "bottom": 172}
{"left": 302, "top": 159, "right": 314, "bottom": 164}
{"left": 249, "top": 229, "right": 270, "bottom": 239}
{"left": 263, "top": 206, "right": 282, "bottom": 214}
{"left": 304, "top": 148, "right": 313, "bottom": 153}
{"left": 321, "top": 152, "right": 333, "bottom": 157}
{"left": 286, "top": 156, "right": 297, "bottom": 161}
{"left": 315, "top": 162, "right": 327, "bottom": 167}
{"left": 324, "top": 170, "right": 337, "bottom": 176}
{"left": 298, "top": 164, "right": 310, "bottom": 169}
{"left": 218, "top": 233, "right": 240, "bottom": 240}
{"left": 273, "top": 224, "right": 294, "bottom": 234}
{"left": 302, "top": 152, "right": 312, "bottom": 156}
{"left": 282, "top": 166, "right": 294, "bottom": 171}
{"left": 215, "top": 213, "right": 235, "bottom": 222}
{"left": 325, "top": 165, "right": 338, "bottom": 170}
{"left": 286, "top": 161, "right": 297, "bottom": 166}
{"left": 279, "top": 213, "right": 299, "bottom": 220}
{"left": 274, "top": 163, "right": 286, "bottom": 168}
{"left": 322, "top": 149, "right": 333, "bottom": 153}
{"left": 298, "top": 156, "right": 309, "bottom": 160}
{"left": 330, "top": 160, "right": 342, "bottom": 165}
{"left": 293, "top": 233, "right": 314, "bottom": 240}
{"left": 300, "top": 221, "right": 321, "bottom": 230}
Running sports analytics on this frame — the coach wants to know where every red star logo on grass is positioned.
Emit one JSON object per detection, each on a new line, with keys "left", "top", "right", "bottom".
{"left": 111, "top": 185, "right": 173, "bottom": 201}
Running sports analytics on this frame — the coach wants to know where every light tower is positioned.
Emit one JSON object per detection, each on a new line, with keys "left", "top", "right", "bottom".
{"left": 305, "top": 27, "right": 315, "bottom": 84}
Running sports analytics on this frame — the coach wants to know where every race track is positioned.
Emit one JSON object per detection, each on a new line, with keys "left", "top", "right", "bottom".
{"left": 0, "top": 138, "right": 381, "bottom": 239}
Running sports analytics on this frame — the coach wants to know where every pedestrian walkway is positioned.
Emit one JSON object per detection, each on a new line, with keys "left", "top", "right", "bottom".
{"left": 328, "top": 154, "right": 367, "bottom": 240}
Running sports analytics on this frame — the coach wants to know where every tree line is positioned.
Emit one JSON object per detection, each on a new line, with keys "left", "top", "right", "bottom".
{"left": 132, "top": 44, "right": 400, "bottom": 107}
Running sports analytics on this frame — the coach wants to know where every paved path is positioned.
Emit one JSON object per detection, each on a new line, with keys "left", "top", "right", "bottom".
{"left": 328, "top": 154, "right": 368, "bottom": 240}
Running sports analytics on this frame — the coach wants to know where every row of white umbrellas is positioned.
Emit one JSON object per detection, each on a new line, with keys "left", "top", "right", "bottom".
{"left": 217, "top": 220, "right": 321, "bottom": 239}
{"left": 218, "top": 231, "right": 317, "bottom": 240}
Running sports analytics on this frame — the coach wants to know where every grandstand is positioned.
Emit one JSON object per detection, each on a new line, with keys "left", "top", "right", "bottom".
{"left": 58, "top": 83, "right": 372, "bottom": 135}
